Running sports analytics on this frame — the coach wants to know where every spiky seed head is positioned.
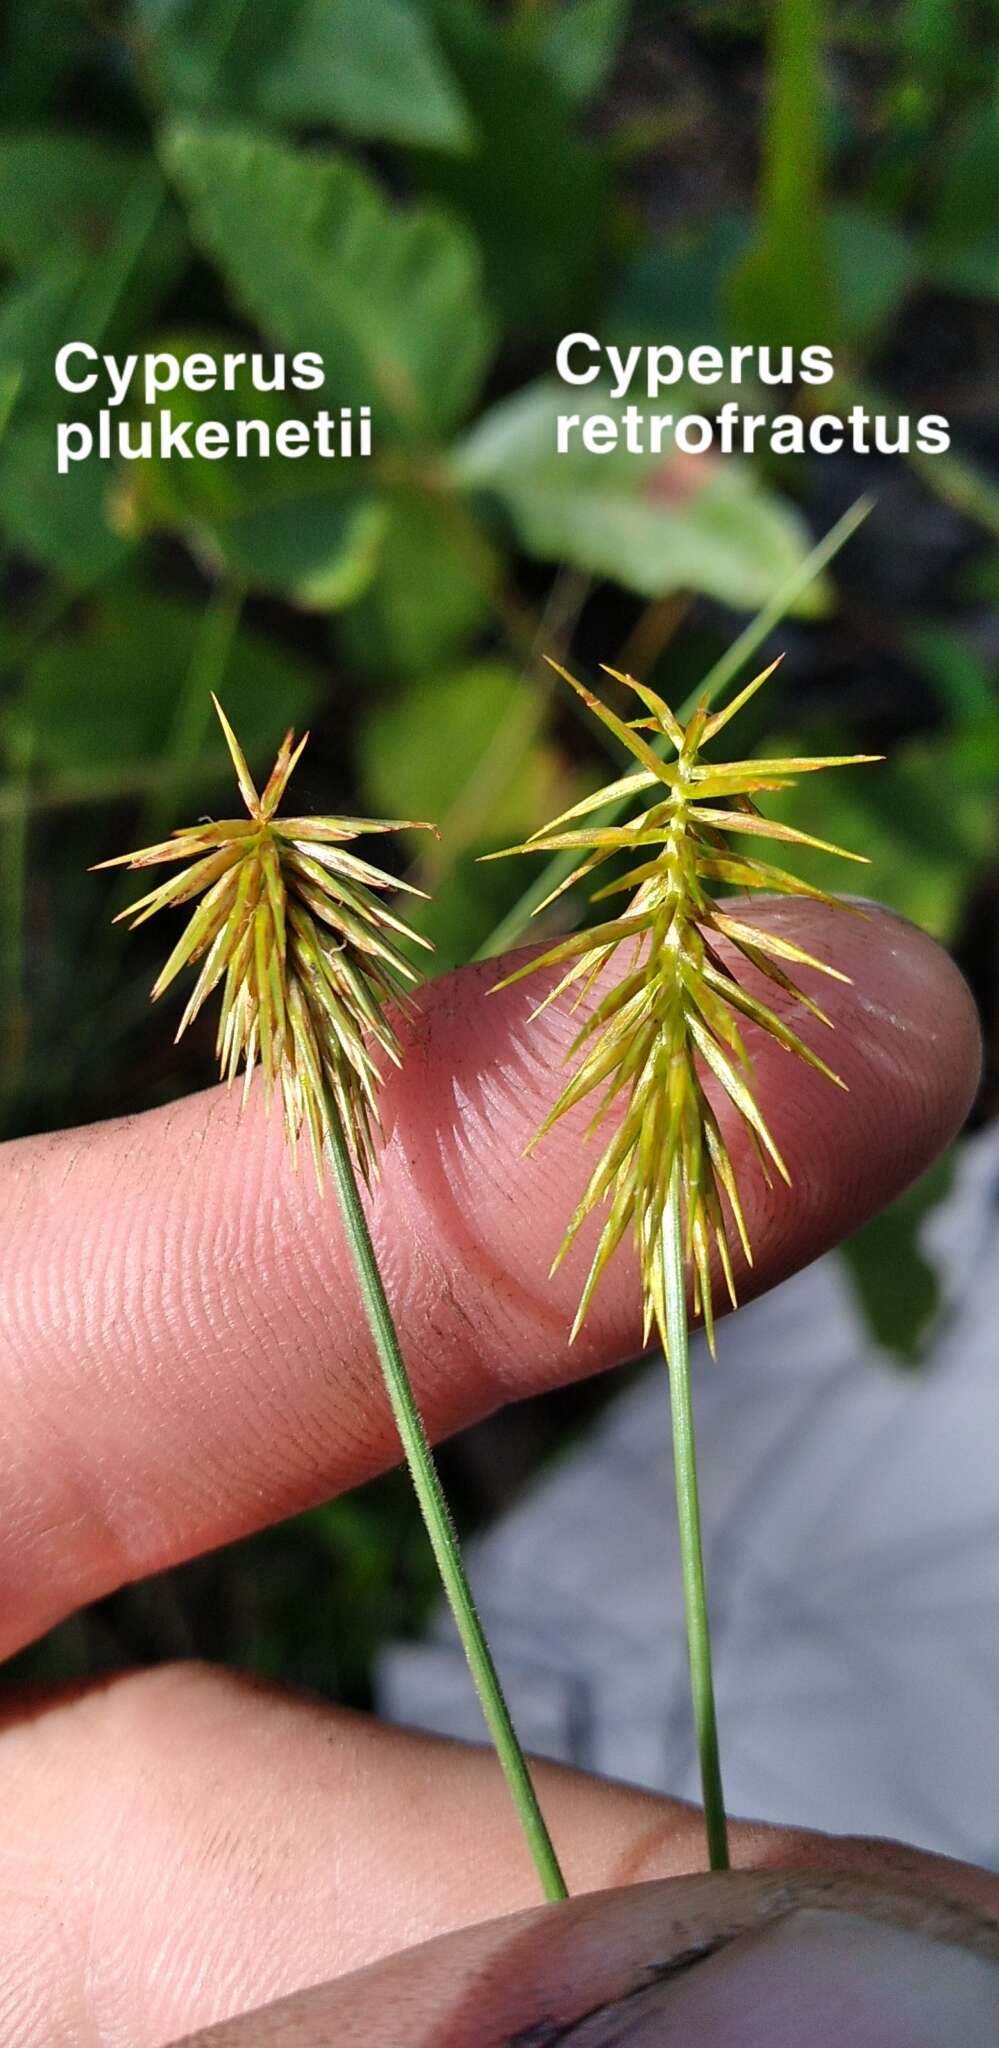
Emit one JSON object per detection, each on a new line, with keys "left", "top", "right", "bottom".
{"left": 95, "top": 697, "right": 436, "bottom": 1183}
{"left": 487, "top": 657, "right": 880, "bottom": 1356}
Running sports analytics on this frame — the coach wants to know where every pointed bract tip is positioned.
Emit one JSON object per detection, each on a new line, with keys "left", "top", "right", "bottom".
{"left": 95, "top": 699, "right": 440, "bottom": 1184}
{"left": 485, "top": 641, "right": 877, "bottom": 1345}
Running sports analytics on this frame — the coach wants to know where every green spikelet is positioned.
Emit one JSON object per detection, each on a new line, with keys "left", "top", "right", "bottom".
{"left": 94, "top": 697, "right": 436, "bottom": 1184}
{"left": 489, "top": 656, "right": 880, "bottom": 1355}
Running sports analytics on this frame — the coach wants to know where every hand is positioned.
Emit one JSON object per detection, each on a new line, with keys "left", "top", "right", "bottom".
{"left": 0, "top": 900, "right": 989, "bottom": 2045}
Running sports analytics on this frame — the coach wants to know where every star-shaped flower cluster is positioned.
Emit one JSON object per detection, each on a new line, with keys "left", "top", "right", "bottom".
{"left": 98, "top": 698, "right": 434, "bottom": 1182}
{"left": 491, "top": 658, "right": 878, "bottom": 1352}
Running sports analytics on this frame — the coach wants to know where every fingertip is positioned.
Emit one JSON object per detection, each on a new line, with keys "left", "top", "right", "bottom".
{"left": 402, "top": 900, "right": 980, "bottom": 1362}
{"left": 0, "top": 898, "right": 979, "bottom": 1651}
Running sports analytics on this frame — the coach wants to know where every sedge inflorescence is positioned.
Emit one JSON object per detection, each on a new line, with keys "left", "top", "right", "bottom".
{"left": 97, "top": 697, "right": 434, "bottom": 1182}
{"left": 492, "top": 657, "right": 878, "bottom": 1355}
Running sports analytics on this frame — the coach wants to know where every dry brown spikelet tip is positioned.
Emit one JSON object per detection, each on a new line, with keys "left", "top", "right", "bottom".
{"left": 486, "top": 655, "right": 881, "bottom": 1356}
{"left": 94, "top": 697, "right": 436, "bottom": 1185}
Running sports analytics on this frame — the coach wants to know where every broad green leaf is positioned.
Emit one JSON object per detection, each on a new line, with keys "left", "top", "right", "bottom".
{"left": 15, "top": 585, "right": 321, "bottom": 774}
{"left": 452, "top": 382, "right": 827, "bottom": 614}
{"left": 164, "top": 123, "right": 494, "bottom": 441}
{"left": 358, "top": 655, "right": 573, "bottom": 847}
{"left": 609, "top": 217, "right": 750, "bottom": 353}
{"left": 117, "top": 330, "right": 387, "bottom": 608}
{"left": 909, "top": 624, "right": 995, "bottom": 723}
{"left": 0, "top": 131, "right": 186, "bottom": 339}
{"left": 0, "top": 421, "right": 129, "bottom": 581}
{"left": 410, "top": 7, "right": 610, "bottom": 334}
{"left": 901, "top": 0, "right": 966, "bottom": 80}
{"left": 260, "top": 0, "right": 472, "bottom": 149}
{"left": 763, "top": 727, "right": 997, "bottom": 939}
{"left": 360, "top": 660, "right": 559, "bottom": 848}
{"left": 536, "top": 0, "right": 630, "bottom": 104}
{"left": 925, "top": 97, "right": 999, "bottom": 300}
{"left": 360, "top": 657, "right": 580, "bottom": 966}
{"left": 0, "top": 131, "right": 145, "bottom": 268}
{"left": 142, "top": 0, "right": 472, "bottom": 152}
{"left": 217, "top": 497, "right": 386, "bottom": 610}
{"left": 336, "top": 487, "right": 490, "bottom": 675}
{"left": 829, "top": 207, "right": 916, "bottom": 345}
{"left": 840, "top": 1155, "right": 954, "bottom": 1366}
{"left": 0, "top": 262, "right": 82, "bottom": 411}
{"left": 930, "top": 95, "right": 999, "bottom": 245}
{"left": 395, "top": 856, "right": 518, "bottom": 973}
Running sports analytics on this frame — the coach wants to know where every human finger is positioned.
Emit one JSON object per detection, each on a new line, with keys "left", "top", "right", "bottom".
{"left": 0, "top": 901, "right": 979, "bottom": 1653}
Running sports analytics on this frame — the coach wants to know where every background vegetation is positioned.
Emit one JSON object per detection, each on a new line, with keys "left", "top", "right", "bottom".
{"left": 1, "top": 0, "right": 997, "bottom": 1701}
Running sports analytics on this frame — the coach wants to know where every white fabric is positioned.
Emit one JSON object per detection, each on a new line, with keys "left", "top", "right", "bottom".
{"left": 379, "top": 1127, "right": 999, "bottom": 1866}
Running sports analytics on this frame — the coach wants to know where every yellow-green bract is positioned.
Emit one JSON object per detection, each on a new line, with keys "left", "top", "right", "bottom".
{"left": 96, "top": 698, "right": 435, "bottom": 1183}
{"left": 488, "top": 656, "right": 879, "bottom": 1353}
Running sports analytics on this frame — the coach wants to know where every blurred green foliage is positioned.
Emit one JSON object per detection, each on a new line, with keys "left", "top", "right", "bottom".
{"left": 0, "top": 0, "right": 997, "bottom": 1697}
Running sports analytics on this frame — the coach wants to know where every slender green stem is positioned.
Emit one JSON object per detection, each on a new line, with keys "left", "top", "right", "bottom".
{"left": 322, "top": 1083, "right": 569, "bottom": 1903}
{"left": 662, "top": 1162, "right": 729, "bottom": 1872}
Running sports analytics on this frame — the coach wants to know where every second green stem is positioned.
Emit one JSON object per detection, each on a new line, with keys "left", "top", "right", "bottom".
{"left": 662, "top": 1162, "right": 729, "bottom": 1871}
{"left": 322, "top": 1083, "right": 568, "bottom": 1903}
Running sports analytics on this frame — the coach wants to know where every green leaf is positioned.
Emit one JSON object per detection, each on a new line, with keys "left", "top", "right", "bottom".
{"left": 219, "top": 496, "right": 387, "bottom": 610}
{"left": 15, "top": 585, "right": 321, "bottom": 775}
{"left": 0, "top": 261, "right": 82, "bottom": 411}
{"left": 609, "top": 216, "right": 751, "bottom": 353}
{"left": 143, "top": 0, "right": 472, "bottom": 152}
{"left": 0, "top": 369, "right": 19, "bottom": 441}
{"left": 452, "top": 382, "right": 827, "bottom": 614}
{"left": 930, "top": 94, "right": 999, "bottom": 245}
{"left": 263, "top": 0, "right": 472, "bottom": 148}
{"left": 536, "top": 0, "right": 630, "bottom": 104}
{"left": 164, "top": 122, "right": 494, "bottom": 441}
{"left": 840, "top": 1155, "right": 954, "bottom": 1366}
{"left": 0, "top": 421, "right": 130, "bottom": 582}
{"left": 0, "top": 131, "right": 185, "bottom": 341}
{"left": 763, "top": 727, "right": 997, "bottom": 939}
{"left": 336, "top": 487, "right": 490, "bottom": 675}
{"left": 117, "top": 330, "right": 387, "bottom": 608}
{"left": 360, "top": 659, "right": 556, "bottom": 847}
{"left": 909, "top": 623, "right": 995, "bottom": 722}
{"left": 924, "top": 97, "right": 999, "bottom": 300}
{"left": 0, "top": 130, "right": 146, "bottom": 269}
{"left": 410, "top": 6, "right": 610, "bottom": 334}
{"left": 829, "top": 206, "right": 916, "bottom": 346}
{"left": 900, "top": 0, "right": 967, "bottom": 82}
{"left": 360, "top": 657, "right": 582, "bottom": 967}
